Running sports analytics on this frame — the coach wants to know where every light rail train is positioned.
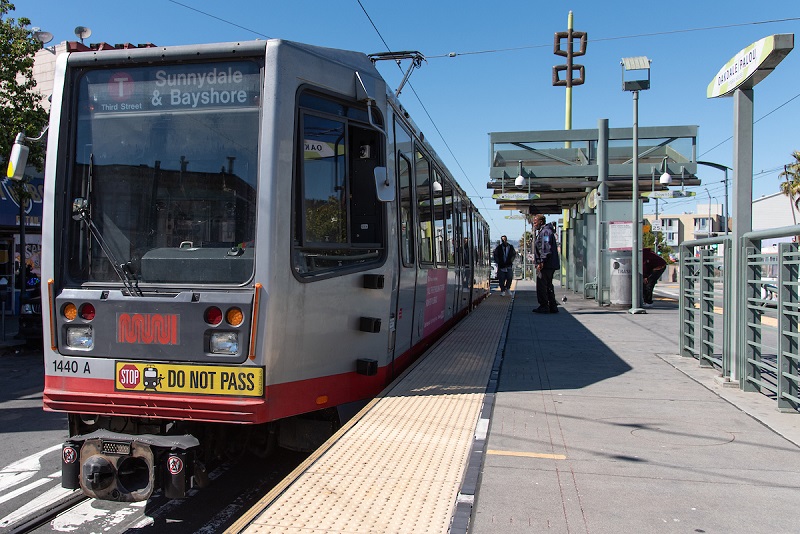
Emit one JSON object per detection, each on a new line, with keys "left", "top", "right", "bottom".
{"left": 33, "top": 39, "right": 490, "bottom": 501}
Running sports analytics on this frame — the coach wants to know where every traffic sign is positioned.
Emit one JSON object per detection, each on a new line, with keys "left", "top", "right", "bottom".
{"left": 118, "top": 364, "right": 141, "bottom": 389}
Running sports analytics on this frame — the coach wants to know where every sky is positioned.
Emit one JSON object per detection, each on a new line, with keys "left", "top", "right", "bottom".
{"left": 10, "top": 0, "right": 800, "bottom": 241}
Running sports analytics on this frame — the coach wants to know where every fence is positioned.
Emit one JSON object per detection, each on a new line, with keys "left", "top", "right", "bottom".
{"left": 680, "top": 225, "right": 800, "bottom": 412}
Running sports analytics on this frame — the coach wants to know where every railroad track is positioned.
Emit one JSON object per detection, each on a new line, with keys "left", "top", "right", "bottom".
{"left": 7, "top": 491, "right": 88, "bottom": 534}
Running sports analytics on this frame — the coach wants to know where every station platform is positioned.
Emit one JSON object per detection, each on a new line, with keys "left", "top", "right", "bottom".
{"left": 226, "top": 279, "right": 800, "bottom": 533}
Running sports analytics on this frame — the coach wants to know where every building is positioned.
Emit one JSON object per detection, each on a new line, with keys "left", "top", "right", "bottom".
{"left": 650, "top": 203, "right": 726, "bottom": 249}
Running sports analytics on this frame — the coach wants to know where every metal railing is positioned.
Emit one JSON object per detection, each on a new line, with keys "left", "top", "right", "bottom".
{"left": 679, "top": 236, "right": 731, "bottom": 374}
{"left": 742, "top": 228, "right": 800, "bottom": 412}
{"left": 680, "top": 225, "right": 800, "bottom": 412}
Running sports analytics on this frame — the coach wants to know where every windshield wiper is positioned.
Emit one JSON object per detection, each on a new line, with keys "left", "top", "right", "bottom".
{"left": 72, "top": 198, "right": 142, "bottom": 296}
{"left": 72, "top": 155, "right": 141, "bottom": 296}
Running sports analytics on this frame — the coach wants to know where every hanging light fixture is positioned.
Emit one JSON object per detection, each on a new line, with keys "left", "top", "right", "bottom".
{"left": 514, "top": 160, "right": 525, "bottom": 187}
{"left": 659, "top": 156, "right": 672, "bottom": 185}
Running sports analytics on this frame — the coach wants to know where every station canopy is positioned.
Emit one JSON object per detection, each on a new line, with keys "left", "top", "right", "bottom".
{"left": 488, "top": 125, "right": 700, "bottom": 216}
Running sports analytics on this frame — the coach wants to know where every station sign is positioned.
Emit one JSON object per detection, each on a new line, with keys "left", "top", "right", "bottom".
{"left": 642, "top": 191, "right": 696, "bottom": 199}
{"left": 492, "top": 192, "right": 540, "bottom": 200}
{"left": 707, "top": 34, "right": 794, "bottom": 98}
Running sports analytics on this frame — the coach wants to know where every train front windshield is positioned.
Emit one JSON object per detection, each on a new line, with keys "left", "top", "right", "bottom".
{"left": 65, "top": 60, "right": 262, "bottom": 286}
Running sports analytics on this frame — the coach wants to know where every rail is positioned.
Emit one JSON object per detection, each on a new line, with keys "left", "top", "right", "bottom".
{"left": 680, "top": 225, "right": 800, "bottom": 412}
{"left": 678, "top": 236, "right": 731, "bottom": 373}
{"left": 742, "top": 226, "right": 800, "bottom": 412}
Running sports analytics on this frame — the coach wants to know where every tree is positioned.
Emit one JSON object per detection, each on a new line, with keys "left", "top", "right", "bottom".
{"left": 778, "top": 150, "right": 800, "bottom": 224}
{"left": 0, "top": 0, "right": 48, "bottom": 170}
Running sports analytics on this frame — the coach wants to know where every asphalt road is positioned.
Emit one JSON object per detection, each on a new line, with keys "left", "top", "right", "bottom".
{"left": 0, "top": 343, "right": 307, "bottom": 533}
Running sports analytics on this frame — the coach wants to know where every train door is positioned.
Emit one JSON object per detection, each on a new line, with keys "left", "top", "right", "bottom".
{"left": 451, "top": 190, "right": 466, "bottom": 310}
{"left": 459, "top": 201, "right": 473, "bottom": 306}
{"left": 391, "top": 120, "right": 417, "bottom": 364}
{"left": 413, "top": 151, "right": 440, "bottom": 344}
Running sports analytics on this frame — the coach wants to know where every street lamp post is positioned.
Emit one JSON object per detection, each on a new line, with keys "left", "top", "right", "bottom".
{"left": 621, "top": 56, "right": 651, "bottom": 314}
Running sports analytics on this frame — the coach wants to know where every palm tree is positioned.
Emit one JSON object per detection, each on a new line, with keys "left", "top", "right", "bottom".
{"left": 778, "top": 150, "right": 800, "bottom": 225}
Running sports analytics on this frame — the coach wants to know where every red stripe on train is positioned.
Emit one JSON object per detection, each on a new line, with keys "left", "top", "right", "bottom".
{"left": 42, "top": 307, "right": 470, "bottom": 424}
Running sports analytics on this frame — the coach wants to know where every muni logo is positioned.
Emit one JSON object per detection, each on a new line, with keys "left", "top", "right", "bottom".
{"left": 118, "top": 313, "right": 179, "bottom": 345}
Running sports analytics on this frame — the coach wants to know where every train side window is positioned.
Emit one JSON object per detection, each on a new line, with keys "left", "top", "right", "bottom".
{"left": 398, "top": 153, "right": 414, "bottom": 266}
{"left": 349, "top": 124, "right": 383, "bottom": 245}
{"left": 293, "top": 93, "right": 386, "bottom": 278}
{"left": 415, "top": 151, "right": 433, "bottom": 265}
{"left": 394, "top": 120, "right": 415, "bottom": 267}
{"left": 300, "top": 114, "right": 347, "bottom": 245}
{"left": 432, "top": 170, "right": 447, "bottom": 266}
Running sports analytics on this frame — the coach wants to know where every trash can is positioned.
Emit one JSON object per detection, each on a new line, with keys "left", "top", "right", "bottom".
{"left": 610, "top": 254, "right": 632, "bottom": 306}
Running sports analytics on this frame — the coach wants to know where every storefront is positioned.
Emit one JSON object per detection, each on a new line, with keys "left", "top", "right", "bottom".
{"left": 0, "top": 169, "right": 44, "bottom": 314}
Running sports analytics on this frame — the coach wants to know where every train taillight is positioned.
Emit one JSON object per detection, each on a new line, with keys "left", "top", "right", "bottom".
{"left": 204, "top": 306, "right": 223, "bottom": 326}
{"left": 80, "top": 303, "right": 96, "bottom": 320}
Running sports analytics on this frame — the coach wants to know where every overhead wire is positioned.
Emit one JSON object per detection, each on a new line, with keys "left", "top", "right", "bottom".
{"left": 166, "top": 0, "right": 271, "bottom": 39}
{"left": 427, "top": 17, "right": 800, "bottom": 58}
{"left": 355, "top": 0, "right": 499, "bottom": 231}
{"left": 700, "top": 91, "right": 800, "bottom": 158}
{"left": 164, "top": 2, "right": 797, "bottom": 230}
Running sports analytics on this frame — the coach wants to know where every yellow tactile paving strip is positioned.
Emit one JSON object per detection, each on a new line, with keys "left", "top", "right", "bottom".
{"left": 229, "top": 294, "right": 508, "bottom": 533}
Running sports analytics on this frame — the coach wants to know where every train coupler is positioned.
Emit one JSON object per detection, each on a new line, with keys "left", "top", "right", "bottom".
{"left": 63, "top": 430, "right": 199, "bottom": 502}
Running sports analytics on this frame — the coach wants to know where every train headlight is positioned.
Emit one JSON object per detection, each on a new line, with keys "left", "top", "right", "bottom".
{"left": 66, "top": 325, "right": 94, "bottom": 349}
{"left": 210, "top": 332, "right": 238, "bottom": 355}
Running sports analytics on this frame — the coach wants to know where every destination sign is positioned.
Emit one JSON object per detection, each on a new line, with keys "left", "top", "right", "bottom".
{"left": 85, "top": 61, "right": 262, "bottom": 114}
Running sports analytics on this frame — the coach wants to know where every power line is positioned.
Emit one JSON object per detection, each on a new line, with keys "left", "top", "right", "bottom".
{"left": 428, "top": 17, "right": 800, "bottom": 59}
{"left": 700, "top": 91, "right": 800, "bottom": 158}
{"left": 355, "top": 1, "right": 499, "bottom": 232}
{"left": 166, "top": 0, "right": 271, "bottom": 38}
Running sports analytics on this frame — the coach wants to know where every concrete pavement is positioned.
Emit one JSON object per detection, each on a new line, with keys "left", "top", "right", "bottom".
{"left": 470, "top": 279, "right": 800, "bottom": 533}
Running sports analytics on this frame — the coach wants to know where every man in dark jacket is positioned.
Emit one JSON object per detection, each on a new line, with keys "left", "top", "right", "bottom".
{"left": 533, "top": 214, "right": 560, "bottom": 313}
{"left": 642, "top": 247, "right": 667, "bottom": 305}
{"left": 492, "top": 235, "right": 516, "bottom": 296}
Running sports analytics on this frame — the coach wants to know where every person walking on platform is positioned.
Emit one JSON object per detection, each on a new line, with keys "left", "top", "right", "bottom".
{"left": 642, "top": 247, "right": 667, "bottom": 305}
{"left": 532, "top": 214, "right": 560, "bottom": 313}
{"left": 492, "top": 235, "right": 516, "bottom": 296}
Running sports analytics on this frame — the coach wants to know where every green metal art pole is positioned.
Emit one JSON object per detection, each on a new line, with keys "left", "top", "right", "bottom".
{"left": 596, "top": 118, "right": 608, "bottom": 305}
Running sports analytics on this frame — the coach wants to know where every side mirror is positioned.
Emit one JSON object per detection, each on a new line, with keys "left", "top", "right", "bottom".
{"left": 373, "top": 166, "right": 394, "bottom": 202}
{"left": 6, "top": 134, "right": 29, "bottom": 181}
